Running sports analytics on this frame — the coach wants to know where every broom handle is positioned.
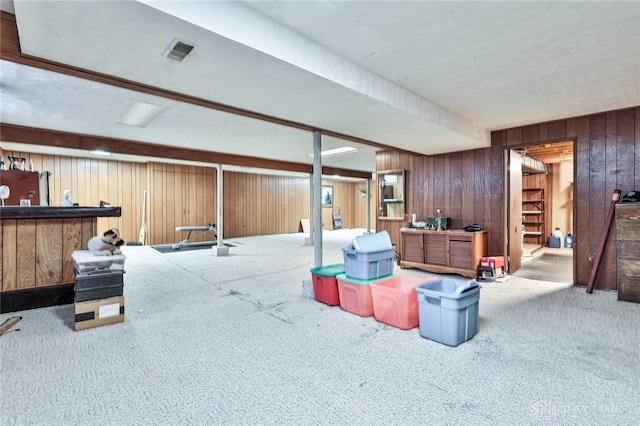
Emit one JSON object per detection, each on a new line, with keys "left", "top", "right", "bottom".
{"left": 139, "top": 191, "right": 148, "bottom": 245}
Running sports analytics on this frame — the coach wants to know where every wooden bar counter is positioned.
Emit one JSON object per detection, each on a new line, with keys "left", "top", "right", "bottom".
{"left": 0, "top": 206, "right": 121, "bottom": 313}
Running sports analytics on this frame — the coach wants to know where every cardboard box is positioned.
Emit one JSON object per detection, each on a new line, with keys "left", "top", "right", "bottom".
{"left": 74, "top": 296, "right": 125, "bottom": 331}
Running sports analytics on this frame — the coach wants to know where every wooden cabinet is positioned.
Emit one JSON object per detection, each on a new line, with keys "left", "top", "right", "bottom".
{"left": 0, "top": 170, "right": 40, "bottom": 205}
{"left": 616, "top": 203, "right": 640, "bottom": 303}
{"left": 1, "top": 206, "right": 121, "bottom": 313}
{"left": 400, "top": 228, "right": 487, "bottom": 278}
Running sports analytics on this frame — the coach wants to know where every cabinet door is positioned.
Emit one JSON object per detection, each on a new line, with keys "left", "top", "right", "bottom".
{"left": 449, "top": 234, "right": 473, "bottom": 269}
{"left": 402, "top": 233, "right": 424, "bottom": 263}
{"left": 0, "top": 170, "right": 40, "bottom": 205}
{"left": 425, "top": 233, "right": 447, "bottom": 265}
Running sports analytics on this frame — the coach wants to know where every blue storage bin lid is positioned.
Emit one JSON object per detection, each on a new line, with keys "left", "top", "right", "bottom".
{"left": 352, "top": 230, "right": 393, "bottom": 251}
{"left": 416, "top": 279, "right": 480, "bottom": 297}
{"left": 336, "top": 273, "right": 394, "bottom": 285}
{"left": 310, "top": 263, "right": 345, "bottom": 277}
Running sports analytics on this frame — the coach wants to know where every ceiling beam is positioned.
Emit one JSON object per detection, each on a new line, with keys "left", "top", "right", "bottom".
{"left": 0, "top": 124, "right": 372, "bottom": 179}
{"left": 0, "top": 11, "right": 422, "bottom": 159}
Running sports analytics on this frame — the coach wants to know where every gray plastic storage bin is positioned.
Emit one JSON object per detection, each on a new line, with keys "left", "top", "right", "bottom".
{"left": 342, "top": 245, "right": 394, "bottom": 280}
{"left": 415, "top": 279, "right": 481, "bottom": 347}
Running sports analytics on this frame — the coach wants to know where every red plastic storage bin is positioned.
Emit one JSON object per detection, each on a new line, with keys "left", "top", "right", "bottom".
{"left": 370, "top": 275, "right": 436, "bottom": 329}
{"left": 310, "top": 264, "right": 345, "bottom": 306}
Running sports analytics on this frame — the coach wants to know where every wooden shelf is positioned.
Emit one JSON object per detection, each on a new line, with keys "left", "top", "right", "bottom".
{"left": 522, "top": 188, "right": 545, "bottom": 245}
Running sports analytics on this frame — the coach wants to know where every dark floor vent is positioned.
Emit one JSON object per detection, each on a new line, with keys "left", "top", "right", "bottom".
{"left": 165, "top": 40, "right": 194, "bottom": 62}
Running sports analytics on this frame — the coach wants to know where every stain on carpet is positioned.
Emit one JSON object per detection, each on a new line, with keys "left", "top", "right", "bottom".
{"left": 513, "top": 253, "right": 573, "bottom": 283}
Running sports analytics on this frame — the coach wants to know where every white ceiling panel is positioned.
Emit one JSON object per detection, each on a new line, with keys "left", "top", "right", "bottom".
{"left": 1, "top": 0, "right": 638, "bottom": 174}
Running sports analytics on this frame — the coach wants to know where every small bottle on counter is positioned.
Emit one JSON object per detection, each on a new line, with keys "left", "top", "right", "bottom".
{"left": 29, "top": 159, "right": 34, "bottom": 171}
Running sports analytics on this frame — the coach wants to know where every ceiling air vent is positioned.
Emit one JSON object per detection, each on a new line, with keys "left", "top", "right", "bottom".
{"left": 164, "top": 39, "right": 194, "bottom": 62}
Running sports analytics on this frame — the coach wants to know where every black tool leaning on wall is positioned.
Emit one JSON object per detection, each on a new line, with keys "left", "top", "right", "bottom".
{"left": 586, "top": 189, "right": 621, "bottom": 294}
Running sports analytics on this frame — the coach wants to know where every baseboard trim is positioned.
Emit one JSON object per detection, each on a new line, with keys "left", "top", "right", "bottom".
{"left": 1, "top": 284, "right": 74, "bottom": 313}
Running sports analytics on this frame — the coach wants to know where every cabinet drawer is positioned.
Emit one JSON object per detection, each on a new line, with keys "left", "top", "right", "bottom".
{"left": 618, "top": 276, "right": 640, "bottom": 303}
{"left": 617, "top": 241, "right": 640, "bottom": 261}
{"left": 617, "top": 258, "right": 640, "bottom": 279}
{"left": 425, "top": 234, "right": 447, "bottom": 265}
{"left": 449, "top": 234, "right": 473, "bottom": 243}
{"left": 449, "top": 240, "right": 472, "bottom": 269}
{"left": 403, "top": 234, "right": 424, "bottom": 263}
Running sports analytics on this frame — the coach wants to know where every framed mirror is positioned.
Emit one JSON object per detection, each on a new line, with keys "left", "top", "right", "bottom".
{"left": 377, "top": 169, "right": 405, "bottom": 220}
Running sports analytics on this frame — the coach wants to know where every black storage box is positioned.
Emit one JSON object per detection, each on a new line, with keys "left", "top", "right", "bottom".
{"left": 75, "top": 270, "right": 124, "bottom": 302}
{"left": 426, "top": 217, "right": 451, "bottom": 230}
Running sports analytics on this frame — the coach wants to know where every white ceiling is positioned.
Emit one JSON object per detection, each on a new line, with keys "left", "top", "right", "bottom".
{"left": 1, "top": 0, "right": 639, "bottom": 175}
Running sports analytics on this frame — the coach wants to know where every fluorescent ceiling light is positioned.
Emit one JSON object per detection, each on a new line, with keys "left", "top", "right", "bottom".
{"left": 90, "top": 150, "right": 111, "bottom": 156}
{"left": 118, "top": 101, "right": 166, "bottom": 127}
{"left": 308, "top": 146, "right": 358, "bottom": 158}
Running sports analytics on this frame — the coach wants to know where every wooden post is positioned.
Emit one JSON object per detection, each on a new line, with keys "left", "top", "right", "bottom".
{"left": 313, "top": 131, "right": 322, "bottom": 267}
{"left": 586, "top": 189, "right": 621, "bottom": 293}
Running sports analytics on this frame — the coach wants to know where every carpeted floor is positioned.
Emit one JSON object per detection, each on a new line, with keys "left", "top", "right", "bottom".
{"left": 513, "top": 253, "right": 573, "bottom": 283}
{"left": 1, "top": 229, "right": 638, "bottom": 425}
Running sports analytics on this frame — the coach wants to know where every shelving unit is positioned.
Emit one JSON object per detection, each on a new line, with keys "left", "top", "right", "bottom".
{"left": 377, "top": 169, "right": 405, "bottom": 220}
{"left": 522, "top": 188, "right": 545, "bottom": 245}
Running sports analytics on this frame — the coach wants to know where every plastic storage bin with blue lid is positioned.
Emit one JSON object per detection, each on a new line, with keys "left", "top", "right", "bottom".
{"left": 309, "top": 263, "right": 345, "bottom": 306}
{"left": 415, "top": 279, "right": 481, "bottom": 346}
{"left": 343, "top": 230, "right": 395, "bottom": 280}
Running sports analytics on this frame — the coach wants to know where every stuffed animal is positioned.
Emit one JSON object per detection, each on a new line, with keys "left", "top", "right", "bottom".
{"left": 61, "top": 189, "right": 73, "bottom": 207}
{"left": 87, "top": 228, "right": 125, "bottom": 256}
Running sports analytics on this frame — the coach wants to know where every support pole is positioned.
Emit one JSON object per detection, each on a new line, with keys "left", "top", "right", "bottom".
{"left": 305, "top": 174, "right": 315, "bottom": 245}
{"left": 313, "top": 130, "right": 322, "bottom": 267}
{"left": 366, "top": 177, "right": 372, "bottom": 234}
{"left": 214, "top": 164, "right": 229, "bottom": 256}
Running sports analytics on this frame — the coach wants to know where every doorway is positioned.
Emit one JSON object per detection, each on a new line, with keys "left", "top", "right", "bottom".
{"left": 505, "top": 141, "right": 575, "bottom": 283}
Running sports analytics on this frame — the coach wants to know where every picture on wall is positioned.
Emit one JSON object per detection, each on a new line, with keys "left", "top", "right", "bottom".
{"left": 322, "top": 185, "right": 333, "bottom": 207}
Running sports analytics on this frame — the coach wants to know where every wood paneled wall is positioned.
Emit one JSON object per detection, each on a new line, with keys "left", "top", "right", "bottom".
{"left": 221, "top": 174, "right": 369, "bottom": 236}
{"left": 0, "top": 150, "right": 148, "bottom": 242}
{"left": 377, "top": 106, "right": 640, "bottom": 290}
{"left": 149, "top": 163, "right": 217, "bottom": 245}
{"left": 376, "top": 146, "right": 502, "bottom": 257}
{"left": 0, "top": 150, "right": 370, "bottom": 245}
